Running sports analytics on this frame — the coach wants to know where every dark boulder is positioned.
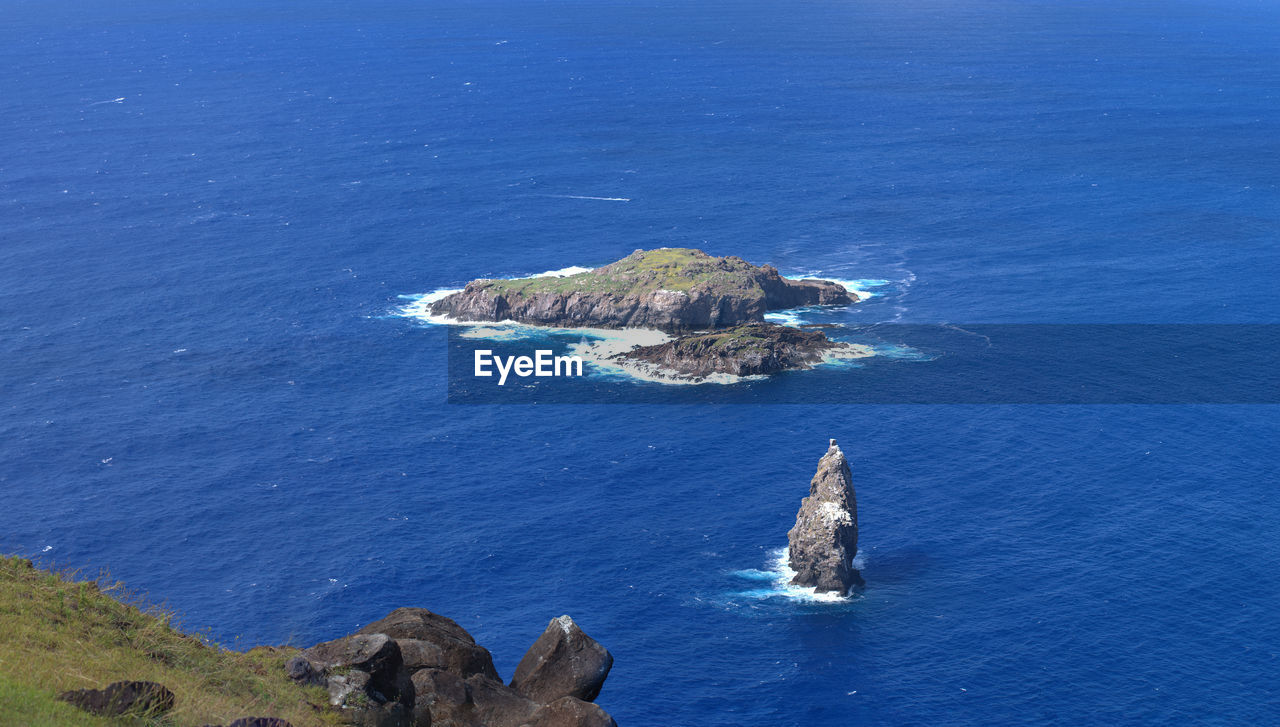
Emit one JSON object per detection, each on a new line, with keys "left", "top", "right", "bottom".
{"left": 509, "top": 616, "right": 612, "bottom": 704}
{"left": 284, "top": 654, "right": 326, "bottom": 687}
{"left": 410, "top": 669, "right": 544, "bottom": 727}
{"left": 411, "top": 668, "right": 470, "bottom": 727}
{"left": 395, "top": 638, "right": 448, "bottom": 672}
{"left": 359, "top": 607, "right": 500, "bottom": 680}
{"left": 466, "top": 673, "right": 539, "bottom": 727}
{"left": 57, "top": 680, "right": 175, "bottom": 718}
{"left": 299, "top": 633, "right": 413, "bottom": 726}
{"left": 324, "top": 667, "right": 412, "bottom": 727}
{"left": 523, "top": 696, "right": 618, "bottom": 727}
{"left": 303, "top": 633, "right": 404, "bottom": 701}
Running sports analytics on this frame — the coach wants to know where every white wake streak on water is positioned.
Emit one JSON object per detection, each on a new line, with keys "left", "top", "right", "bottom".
{"left": 538, "top": 194, "right": 630, "bottom": 202}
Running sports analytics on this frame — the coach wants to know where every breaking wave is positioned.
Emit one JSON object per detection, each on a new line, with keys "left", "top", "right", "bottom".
{"left": 729, "top": 547, "right": 864, "bottom": 603}
{"left": 782, "top": 273, "right": 891, "bottom": 301}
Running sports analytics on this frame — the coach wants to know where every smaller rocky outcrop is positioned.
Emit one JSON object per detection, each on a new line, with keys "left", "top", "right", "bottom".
{"left": 787, "top": 439, "right": 863, "bottom": 594}
{"left": 614, "top": 322, "right": 869, "bottom": 380}
{"left": 758, "top": 269, "right": 852, "bottom": 309}
{"left": 509, "top": 615, "right": 613, "bottom": 704}
{"left": 57, "top": 680, "right": 175, "bottom": 718}
{"left": 290, "top": 608, "right": 616, "bottom": 727}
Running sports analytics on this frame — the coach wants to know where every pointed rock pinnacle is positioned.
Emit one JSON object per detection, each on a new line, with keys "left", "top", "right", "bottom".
{"left": 787, "top": 438, "right": 862, "bottom": 594}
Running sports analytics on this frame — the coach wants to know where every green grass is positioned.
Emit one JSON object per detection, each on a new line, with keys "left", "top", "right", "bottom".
{"left": 479, "top": 248, "right": 766, "bottom": 297}
{"left": 0, "top": 672, "right": 112, "bottom": 727}
{"left": 670, "top": 326, "right": 773, "bottom": 354}
{"left": 0, "top": 556, "right": 341, "bottom": 727}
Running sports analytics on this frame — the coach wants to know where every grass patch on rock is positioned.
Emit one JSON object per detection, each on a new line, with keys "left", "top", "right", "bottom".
{"left": 480, "top": 248, "right": 764, "bottom": 297}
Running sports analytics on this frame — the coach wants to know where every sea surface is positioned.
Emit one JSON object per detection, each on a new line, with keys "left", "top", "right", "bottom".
{"left": 2, "top": 1, "right": 1278, "bottom": 724}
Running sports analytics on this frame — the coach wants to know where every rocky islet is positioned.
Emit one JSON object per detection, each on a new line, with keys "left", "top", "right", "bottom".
{"left": 787, "top": 439, "right": 863, "bottom": 595}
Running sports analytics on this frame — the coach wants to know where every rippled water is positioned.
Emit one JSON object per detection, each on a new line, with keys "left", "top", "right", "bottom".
{"left": 2, "top": 0, "right": 1277, "bottom": 724}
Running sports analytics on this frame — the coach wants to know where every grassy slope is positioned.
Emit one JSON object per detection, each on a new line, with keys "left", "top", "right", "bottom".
{"left": 480, "top": 247, "right": 764, "bottom": 297}
{"left": 0, "top": 556, "right": 340, "bottom": 727}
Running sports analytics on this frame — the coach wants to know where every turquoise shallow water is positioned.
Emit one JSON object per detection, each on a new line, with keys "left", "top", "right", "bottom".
{"left": 2, "top": 1, "right": 1278, "bottom": 724}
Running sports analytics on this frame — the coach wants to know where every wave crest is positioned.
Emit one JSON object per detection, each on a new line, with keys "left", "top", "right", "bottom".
{"left": 729, "top": 547, "right": 863, "bottom": 603}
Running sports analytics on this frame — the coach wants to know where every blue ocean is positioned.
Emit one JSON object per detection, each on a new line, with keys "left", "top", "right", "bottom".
{"left": 2, "top": 0, "right": 1278, "bottom": 724}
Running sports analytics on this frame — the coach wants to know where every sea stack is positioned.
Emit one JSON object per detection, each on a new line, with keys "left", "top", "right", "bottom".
{"left": 787, "top": 439, "right": 862, "bottom": 594}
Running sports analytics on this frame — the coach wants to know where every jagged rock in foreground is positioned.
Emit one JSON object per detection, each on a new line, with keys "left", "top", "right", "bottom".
{"left": 358, "top": 607, "right": 502, "bottom": 681}
{"left": 613, "top": 322, "right": 870, "bottom": 380}
{"left": 429, "top": 248, "right": 856, "bottom": 331}
{"left": 301, "top": 632, "right": 413, "bottom": 726}
{"left": 290, "top": 607, "right": 617, "bottom": 727}
{"left": 787, "top": 439, "right": 863, "bottom": 594}
{"left": 510, "top": 615, "right": 613, "bottom": 704}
